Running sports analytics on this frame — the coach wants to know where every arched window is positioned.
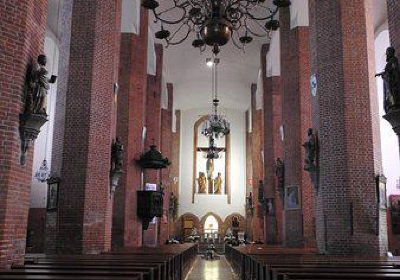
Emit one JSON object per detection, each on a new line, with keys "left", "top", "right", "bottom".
{"left": 204, "top": 215, "right": 219, "bottom": 234}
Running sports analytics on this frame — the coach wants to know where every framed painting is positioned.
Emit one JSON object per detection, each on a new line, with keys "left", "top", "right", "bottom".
{"left": 46, "top": 177, "right": 60, "bottom": 211}
{"left": 285, "top": 185, "right": 300, "bottom": 210}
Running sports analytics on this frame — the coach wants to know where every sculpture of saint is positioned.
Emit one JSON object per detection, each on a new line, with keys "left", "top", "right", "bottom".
{"left": 376, "top": 47, "right": 400, "bottom": 114}
{"left": 26, "top": 54, "right": 57, "bottom": 115}
{"left": 214, "top": 172, "right": 222, "bottom": 194}
{"left": 302, "top": 128, "right": 317, "bottom": 171}
{"left": 198, "top": 172, "right": 207, "bottom": 193}
{"left": 111, "top": 137, "right": 124, "bottom": 172}
{"left": 275, "top": 158, "right": 285, "bottom": 201}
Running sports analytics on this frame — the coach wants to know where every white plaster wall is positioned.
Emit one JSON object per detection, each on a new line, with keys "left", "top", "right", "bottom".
{"left": 256, "top": 69, "right": 263, "bottom": 110}
{"left": 266, "top": 30, "right": 281, "bottom": 77}
{"left": 290, "top": 0, "right": 309, "bottom": 28}
{"left": 375, "top": 30, "right": 400, "bottom": 196}
{"left": 30, "top": 32, "right": 60, "bottom": 208}
{"left": 121, "top": 0, "right": 141, "bottom": 34}
{"left": 178, "top": 108, "right": 246, "bottom": 220}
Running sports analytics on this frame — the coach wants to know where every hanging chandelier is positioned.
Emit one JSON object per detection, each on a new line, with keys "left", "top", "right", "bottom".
{"left": 34, "top": 159, "right": 50, "bottom": 183}
{"left": 142, "top": 0, "right": 291, "bottom": 53}
{"left": 202, "top": 55, "right": 230, "bottom": 139}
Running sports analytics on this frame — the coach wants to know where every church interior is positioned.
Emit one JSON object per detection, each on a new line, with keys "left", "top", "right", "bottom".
{"left": 1, "top": 0, "right": 400, "bottom": 279}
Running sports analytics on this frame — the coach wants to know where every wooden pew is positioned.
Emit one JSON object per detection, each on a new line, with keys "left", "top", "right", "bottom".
{"left": 225, "top": 244, "right": 400, "bottom": 280}
{"left": 0, "top": 244, "right": 198, "bottom": 280}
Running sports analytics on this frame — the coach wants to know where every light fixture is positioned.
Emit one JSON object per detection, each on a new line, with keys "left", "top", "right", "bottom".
{"left": 34, "top": 159, "right": 50, "bottom": 183}
{"left": 202, "top": 55, "right": 230, "bottom": 139}
{"left": 142, "top": 0, "right": 291, "bottom": 53}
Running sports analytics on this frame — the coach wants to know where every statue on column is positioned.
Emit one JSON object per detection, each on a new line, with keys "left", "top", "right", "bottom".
{"left": 376, "top": 47, "right": 400, "bottom": 114}
{"left": 25, "top": 54, "right": 57, "bottom": 115}
{"left": 275, "top": 158, "right": 285, "bottom": 201}
{"left": 214, "top": 172, "right": 222, "bottom": 194}
{"left": 302, "top": 128, "right": 318, "bottom": 172}
{"left": 111, "top": 137, "right": 124, "bottom": 172}
{"left": 198, "top": 172, "right": 207, "bottom": 193}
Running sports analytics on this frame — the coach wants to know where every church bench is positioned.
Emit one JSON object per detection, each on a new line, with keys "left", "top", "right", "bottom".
{"left": 0, "top": 269, "right": 147, "bottom": 280}
{"left": 271, "top": 267, "right": 400, "bottom": 280}
{"left": 25, "top": 258, "right": 168, "bottom": 280}
{"left": 21, "top": 264, "right": 160, "bottom": 280}
{"left": 0, "top": 276, "right": 141, "bottom": 280}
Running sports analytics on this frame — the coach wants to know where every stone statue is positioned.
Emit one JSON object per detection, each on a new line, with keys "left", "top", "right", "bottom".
{"left": 275, "top": 158, "right": 285, "bottom": 201}
{"left": 376, "top": 47, "right": 400, "bottom": 114}
{"left": 198, "top": 172, "right": 207, "bottom": 193}
{"left": 25, "top": 54, "right": 57, "bottom": 115}
{"left": 111, "top": 137, "right": 124, "bottom": 172}
{"left": 302, "top": 128, "right": 317, "bottom": 171}
{"left": 214, "top": 172, "right": 222, "bottom": 194}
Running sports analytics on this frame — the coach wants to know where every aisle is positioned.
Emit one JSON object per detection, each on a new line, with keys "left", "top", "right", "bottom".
{"left": 185, "top": 255, "right": 239, "bottom": 280}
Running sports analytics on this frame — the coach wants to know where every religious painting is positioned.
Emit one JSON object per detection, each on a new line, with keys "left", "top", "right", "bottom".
{"left": 285, "top": 185, "right": 300, "bottom": 210}
{"left": 46, "top": 177, "right": 60, "bottom": 211}
{"left": 376, "top": 175, "right": 387, "bottom": 210}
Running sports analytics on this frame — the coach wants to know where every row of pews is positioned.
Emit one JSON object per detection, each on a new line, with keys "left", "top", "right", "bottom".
{"left": 225, "top": 244, "right": 400, "bottom": 280}
{"left": 0, "top": 243, "right": 198, "bottom": 280}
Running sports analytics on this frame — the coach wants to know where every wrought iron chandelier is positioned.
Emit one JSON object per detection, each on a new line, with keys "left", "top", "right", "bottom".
{"left": 142, "top": 0, "right": 291, "bottom": 53}
{"left": 202, "top": 55, "right": 230, "bottom": 139}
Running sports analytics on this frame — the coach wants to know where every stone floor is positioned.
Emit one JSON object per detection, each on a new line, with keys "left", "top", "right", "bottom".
{"left": 185, "top": 255, "right": 239, "bottom": 280}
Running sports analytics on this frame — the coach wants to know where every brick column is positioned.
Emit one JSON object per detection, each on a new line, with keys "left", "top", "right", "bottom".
{"left": 245, "top": 110, "right": 254, "bottom": 239}
{"left": 280, "top": 7, "right": 315, "bottom": 248}
{"left": 112, "top": 8, "right": 149, "bottom": 249}
{"left": 262, "top": 44, "right": 284, "bottom": 244}
{"left": 170, "top": 110, "right": 181, "bottom": 237}
{"left": 143, "top": 43, "right": 163, "bottom": 246}
{"left": 160, "top": 83, "right": 174, "bottom": 244}
{"left": 251, "top": 84, "right": 265, "bottom": 241}
{"left": 51, "top": 0, "right": 121, "bottom": 254}
{"left": 309, "top": 0, "right": 387, "bottom": 254}
{"left": 387, "top": 0, "right": 400, "bottom": 52}
{"left": 0, "top": 0, "right": 47, "bottom": 268}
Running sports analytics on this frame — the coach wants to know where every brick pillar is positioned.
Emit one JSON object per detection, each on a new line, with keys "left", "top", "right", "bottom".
{"left": 50, "top": 0, "right": 121, "bottom": 254}
{"left": 0, "top": 0, "right": 47, "bottom": 268}
{"left": 309, "top": 0, "right": 387, "bottom": 255}
{"left": 143, "top": 44, "right": 163, "bottom": 246}
{"left": 387, "top": 0, "right": 400, "bottom": 52}
{"left": 262, "top": 44, "right": 284, "bottom": 244}
{"left": 170, "top": 110, "right": 181, "bottom": 237}
{"left": 160, "top": 84, "right": 174, "bottom": 244}
{"left": 112, "top": 8, "right": 149, "bottom": 249}
{"left": 245, "top": 110, "right": 254, "bottom": 239}
{"left": 251, "top": 84, "right": 265, "bottom": 241}
{"left": 280, "top": 7, "right": 315, "bottom": 248}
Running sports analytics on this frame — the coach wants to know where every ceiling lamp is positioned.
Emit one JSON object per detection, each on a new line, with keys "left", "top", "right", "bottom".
{"left": 202, "top": 55, "right": 230, "bottom": 139}
{"left": 142, "top": 0, "right": 291, "bottom": 53}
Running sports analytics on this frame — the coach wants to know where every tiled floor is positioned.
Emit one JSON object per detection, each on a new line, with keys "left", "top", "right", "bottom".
{"left": 185, "top": 255, "right": 239, "bottom": 280}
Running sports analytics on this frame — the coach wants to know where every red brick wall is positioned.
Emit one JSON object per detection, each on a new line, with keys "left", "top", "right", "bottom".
{"left": 50, "top": 0, "right": 121, "bottom": 254}
{"left": 170, "top": 110, "right": 181, "bottom": 237}
{"left": 387, "top": 0, "right": 400, "bottom": 52}
{"left": 112, "top": 8, "right": 149, "bottom": 249}
{"left": 251, "top": 84, "right": 265, "bottom": 241}
{"left": 143, "top": 44, "right": 163, "bottom": 246}
{"left": 160, "top": 84, "right": 174, "bottom": 244}
{"left": 262, "top": 44, "right": 284, "bottom": 244}
{"left": 280, "top": 8, "right": 315, "bottom": 249}
{"left": 0, "top": 0, "right": 47, "bottom": 268}
{"left": 309, "top": 0, "right": 386, "bottom": 255}
{"left": 26, "top": 208, "right": 46, "bottom": 253}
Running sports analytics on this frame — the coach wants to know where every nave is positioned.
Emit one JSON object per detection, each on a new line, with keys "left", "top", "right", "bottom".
{"left": 185, "top": 256, "right": 238, "bottom": 280}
